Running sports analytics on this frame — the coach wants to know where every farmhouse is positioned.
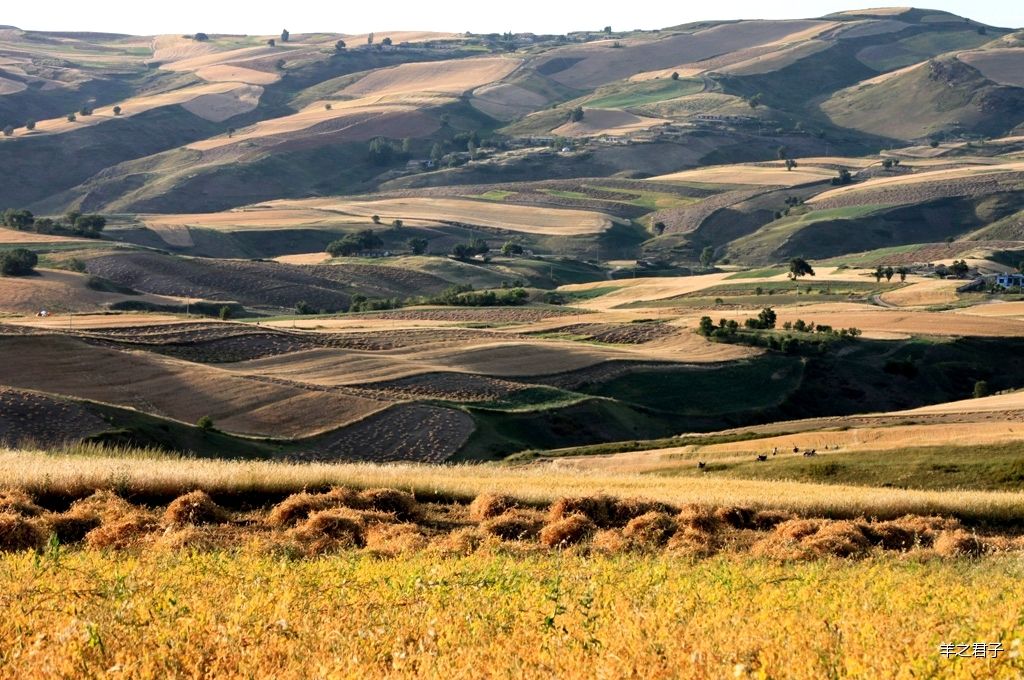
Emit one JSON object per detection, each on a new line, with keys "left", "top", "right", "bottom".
{"left": 995, "top": 273, "right": 1024, "bottom": 288}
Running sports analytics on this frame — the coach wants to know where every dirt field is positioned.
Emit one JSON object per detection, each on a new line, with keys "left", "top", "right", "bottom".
{"left": 900, "top": 390, "right": 1024, "bottom": 416}
{"left": 0, "top": 269, "right": 191, "bottom": 315}
{"left": 765, "top": 304, "right": 1024, "bottom": 339}
{"left": 957, "top": 48, "right": 1024, "bottom": 87}
{"left": 0, "top": 230, "right": 91, "bottom": 245}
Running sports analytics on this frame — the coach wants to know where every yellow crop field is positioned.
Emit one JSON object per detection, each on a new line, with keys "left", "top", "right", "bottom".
{"left": 651, "top": 163, "right": 837, "bottom": 187}
{"left": 1, "top": 550, "right": 1022, "bottom": 679}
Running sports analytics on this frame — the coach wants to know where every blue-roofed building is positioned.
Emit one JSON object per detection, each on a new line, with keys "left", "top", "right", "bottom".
{"left": 995, "top": 273, "right": 1024, "bottom": 288}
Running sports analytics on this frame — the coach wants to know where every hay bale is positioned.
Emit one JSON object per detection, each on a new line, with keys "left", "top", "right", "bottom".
{"left": 365, "top": 523, "right": 428, "bottom": 555}
{"left": 612, "top": 498, "right": 677, "bottom": 524}
{"left": 292, "top": 509, "right": 366, "bottom": 553}
{"left": 623, "top": 511, "right": 677, "bottom": 547}
{"left": 357, "top": 489, "right": 418, "bottom": 520}
{"left": 432, "top": 527, "right": 487, "bottom": 556}
{"left": 547, "top": 496, "right": 616, "bottom": 527}
{"left": 591, "top": 528, "right": 628, "bottom": 554}
{"left": 0, "top": 512, "right": 45, "bottom": 551}
{"left": 0, "top": 489, "right": 44, "bottom": 516}
{"left": 481, "top": 510, "right": 543, "bottom": 541}
{"left": 666, "top": 528, "right": 720, "bottom": 557}
{"left": 934, "top": 530, "right": 987, "bottom": 557}
{"left": 713, "top": 506, "right": 756, "bottom": 529}
{"left": 468, "top": 493, "right": 518, "bottom": 521}
{"left": 540, "top": 513, "right": 596, "bottom": 548}
{"left": 162, "top": 491, "right": 230, "bottom": 527}
{"left": 751, "top": 510, "right": 796, "bottom": 530}
{"left": 85, "top": 515, "right": 159, "bottom": 550}
{"left": 266, "top": 492, "right": 335, "bottom": 528}
{"left": 40, "top": 510, "right": 101, "bottom": 544}
{"left": 774, "top": 518, "right": 823, "bottom": 541}
{"left": 69, "top": 491, "right": 136, "bottom": 523}
{"left": 801, "top": 521, "right": 872, "bottom": 558}
{"left": 677, "top": 505, "right": 720, "bottom": 534}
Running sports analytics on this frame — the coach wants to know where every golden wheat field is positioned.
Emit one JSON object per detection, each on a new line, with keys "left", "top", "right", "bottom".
{"left": 1, "top": 550, "right": 1023, "bottom": 678}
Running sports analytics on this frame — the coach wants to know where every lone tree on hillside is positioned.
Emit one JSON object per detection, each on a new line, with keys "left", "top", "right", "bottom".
{"left": 66, "top": 112, "right": 77, "bottom": 122}
{"left": 112, "top": 106, "right": 122, "bottom": 116}
{"left": 25, "top": 120, "right": 35, "bottom": 130}
{"left": 382, "top": 37, "right": 393, "bottom": 46}
{"left": 789, "top": 257, "right": 815, "bottom": 279}
{"left": 700, "top": 246, "right": 715, "bottom": 268}
{"left": 196, "top": 415, "right": 215, "bottom": 431}
{"left": 392, "top": 219, "right": 403, "bottom": 228}
{"left": 874, "top": 265, "right": 884, "bottom": 283}
{"left": 569, "top": 106, "right": 584, "bottom": 123}
{"left": 671, "top": 71, "right": 680, "bottom": 80}
{"left": 884, "top": 266, "right": 894, "bottom": 282}
{"left": 407, "top": 238, "right": 428, "bottom": 255}
{"left": 0, "top": 248, "right": 38, "bottom": 276}
{"left": 267, "top": 38, "right": 276, "bottom": 47}
{"left": 367, "top": 32, "right": 375, "bottom": 45}
{"left": 371, "top": 215, "right": 381, "bottom": 224}
{"left": 747, "top": 93, "right": 763, "bottom": 109}
{"left": 785, "top": 158, "right": 798, "bottom": 171}
{"left": 949, "top": 259, "right": 970, "bottom": 278}
{"left": 281, "top": 29, "right": 290, "bottom": 42}
{"left": 831, "top": 168, "right": 852, "bottom": 185}
{"left": 335, "top": 40, "right": 346, "bottom": 52}
{"left": 973, "top": 380, "right": 989, "bottom": 398}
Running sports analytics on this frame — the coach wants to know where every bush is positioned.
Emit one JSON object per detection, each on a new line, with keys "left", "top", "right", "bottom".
{"left": 196, "top": 415, "right": 215, "bottom": 431}
{"left": 0, "top": 248, "right": 38, "bottom": 276}
{"left": 326, "top": 230, "right": 383, "bottom": 257}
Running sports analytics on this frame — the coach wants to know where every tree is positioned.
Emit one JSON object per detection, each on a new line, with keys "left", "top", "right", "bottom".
{"left": 653, "top": 221, "right": 666, "bottom": 236}
{"left": 757, "top": 306, "right": 777, "bottom": 329}
{"left": 326, "top": 230, "right": 384, "bottom": 256}
{"left": 874, "top": 266, "right": 884, "bottom": 283}
{"left": 973, "top": 380, "right": 989, "bottom": 399}
{"left": 281, "top": 29, "right": 290, "bottom": 42}
{"left": 884, "top": 266, "right": 894, "bottom": 282}
{"left": 469, "top": 237, "right": 489, "bottom": 255}
{"left": 1017, "top": 259, "right": 1024, "bottom": 274}
{"left": 451, "top": 243, "right": 473, "bottom": 260}
{"left": 267, "top": 38, "right": 276, "bottom": 47}
{"left": 25, "top": 120, "right": 35, "bottom": 130}
{"left": 785, "top": 158, "right": 798, "bottom": 171}
{"left": 392, "top": 219, "right": 403, "bottom": 228}
{"left": 74, "top": 214, "right": 106, "bottom": 233}
{"left": 294, "top": 301, "right": 315, "bottom": 315}
{"left": 371, "top": 215, "right": 381, "bottom": 225}
{"left": 2, "top": 209, "right": 34, "bottom": 230}
{"left": 193, "top": 33, "right": 209, "bottom": 41}
{"left": 196, "top": 415, "right": 215, "bottom": 431}
{"left": 699, "top": 246, "right": 715, "bottom": 268}
{"left": 79, "top": 105, "right": 92, "bottom": 116}
{"left": 2, "top": 126, "right": 12, "bottom": 137}
{"left": 0, "top": 248, "right": 38, "bottom": 276}
{"left": 501, "top": 241, "right": 524, "bottom": 256}
{"left": 325, "top": 103, "right": 332, "bottom": 110}
{"left": 368, "top": 137, "right": 394, "bottom": 165}
{"left": 382, "top": 37, "right": 393, "bottom": 46}
{"left": 219, "top": 306, "right": 232, "bottom": 320}
{"left": 604, "top": 26, "right": 612, "bottom": 34}
{"left": 335, "top": 40, "right": 346, "bottom": 52}
{"left": 897, "top": 266, "right": 909, "bottom": 282}
{"left": 950, "top": 259, "right": 970, "bottom": 278}
{"left": 789, "top": 258, "right": 815, "bottom": 279}
{"left": 430, "top": 143, "right": 444, "bottom": 162}
{"left": 66, "top": 113, "right": 77, "bottom": 122}
{"left": 697, "top": 316, "right": 716, "bottom": 336}
{"left": 569, "top": 106, "right": 584, "bottom": 123}
{"left": 367, "top": 32, "right": 375, "bottom": 45}
{"left": 671, "top": 71, "right": 679, "bottom": 81}
{"left": 408, "top": 238, "right": 428, "bottom": 255}
{"left": 227, "top": 127, "right": 235, "bottom": 138}
{"left": 831, "top": 168, "right": 852, "bottom": 186}
{"left": 747, "top": 93, "right": 763, "bottom": 109}
{"left": 112, "top": 106, "right": 122, "bottom": 116}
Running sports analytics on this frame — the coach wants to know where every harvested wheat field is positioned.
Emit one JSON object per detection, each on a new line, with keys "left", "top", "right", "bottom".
{"left": 262, "top": 197, "right": 617, "bottom": 235}
{"left": 341, "top": 57, "right": 520, "bottom": 98}
{"left": 767, "top": 304, "right": 1024, "bottom": 339}
{"left": 0, "top": 336, "right": 386, "bottom": 437}
{"left": 899, "top": 390, "right": 1024, "bottom": 416}
{"left": 878, "top": 278, "right": 962, "bottom": 307}
{"left": 0, "top": 230, "right": 91, "bottom": 245}
{"left": 0, "top": 269, "right": 185, "bottom": 315}
{"left": 651, "top": 163, "right": 836, "bottom": 187}
{"left": 552, "top": 109, "right": 671, "bottom": 137}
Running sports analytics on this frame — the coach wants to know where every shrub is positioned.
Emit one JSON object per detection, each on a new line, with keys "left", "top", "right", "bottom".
{"left": 0, "top": 248, "right": 38, "bottom": 276}
{"left": 196, "top": 415, "right": 215, "bottom": 431}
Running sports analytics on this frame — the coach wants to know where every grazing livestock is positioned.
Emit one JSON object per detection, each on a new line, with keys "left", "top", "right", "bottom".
{"left": 756, "top": 454, "right": 768, "bottom": 462}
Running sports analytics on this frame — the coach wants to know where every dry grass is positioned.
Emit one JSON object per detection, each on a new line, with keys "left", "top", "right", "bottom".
{"left": 481, "top": 509, "right": 544, "bottom": 541}
{"left": 468, "top": 492, "right": 519, "bottom": 521}
{"left": 291, "top": 509, "right": 366, "bottom": 553}
{"left": 0, "top": 488, "right": 43, "bottom": 516}
{"left": 5, "top": 449, "right": 1024, "bottom": 524}
{"left": 934, "top": 529, "right": 988, "bottom": 557}
{"left": 622, "top": 511, "right": 677, "bottom": 547}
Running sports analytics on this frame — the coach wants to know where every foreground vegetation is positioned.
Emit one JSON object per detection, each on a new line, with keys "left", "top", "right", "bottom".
{"left": 2, "top": 549, "right": 1022, "bottom": 678}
